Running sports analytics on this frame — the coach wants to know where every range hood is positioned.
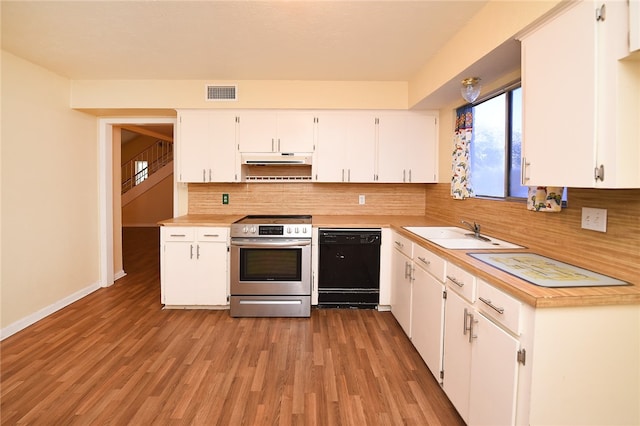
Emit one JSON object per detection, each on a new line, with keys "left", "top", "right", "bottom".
{"left": 241, "top": 152, "right": 312, "bottom": 166}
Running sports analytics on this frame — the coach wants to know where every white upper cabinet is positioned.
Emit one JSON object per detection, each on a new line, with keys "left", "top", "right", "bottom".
{"left": 177, "top": 110, "right": 237, "bottom": 183}
{"left": 376, "top": 113, "right": 408, "bottom": 183}
{"left": 314, "top": 112, "right": 377, "bottom": 182}
{"left": 377, "top": 112, "right": 438, "bottom": 183}
{"left": 314, "top": 111, "right": 438, "bottom": 183}
{"left": 521, "top": 0, "right": 640, "bottom": 188}
{"left": 237, "top": 111, "right": 315, "bottom": 153}
{"left": 346, "top": 113, "right": 378, "bottom": 183}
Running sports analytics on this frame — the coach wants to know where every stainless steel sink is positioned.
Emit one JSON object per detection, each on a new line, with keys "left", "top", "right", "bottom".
{"left": 403, "top": 226, "right": 524, "bottom": 250}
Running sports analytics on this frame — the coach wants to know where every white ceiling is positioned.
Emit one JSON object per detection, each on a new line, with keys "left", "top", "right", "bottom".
{"left": 1, "top": 0, "right": 491, "bottom": 82}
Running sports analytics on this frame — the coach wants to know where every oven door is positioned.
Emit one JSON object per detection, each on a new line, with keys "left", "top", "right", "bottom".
{"left": 230, "top": 238, "right": 311, "bottom": 296}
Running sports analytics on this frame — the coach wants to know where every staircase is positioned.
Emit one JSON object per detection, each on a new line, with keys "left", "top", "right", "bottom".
{"left": 121, "top": 139, "right": 173, "bottom": 195}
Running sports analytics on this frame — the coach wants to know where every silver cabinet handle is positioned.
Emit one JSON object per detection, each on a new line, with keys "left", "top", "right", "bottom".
{"left": 348, "top": 169, "right": 351, "bottom": 182}
{"left": 479, "top": 297, "right": 505, "bottom": 314}
{"left": 394, "top": 240, "right": 404, "bottom": 248}
{"left": 417, "top": 256, "right": 430, "bottom": 266}
{"left": 271, "top": 138, "right": 275, "bottom": 152}
{"left": 463, "top": 308, "right": 470, "bottom": 335}
{"left": 277, "top": 139, "right": 281, "bottom": 151}
{"left": 342, "top": 169, "right": 345, "bottom": 182}
{"left": 196, "top": 244, "right": 200, "bottom": 260}
{"left": 202, "top": 169, "right": 206, "bottom": 182}
{"left": 409, "top": 169, "right": 412, "bottom": 183}
{"left": 447, "top": 275, "right": 464, "bottom": 287}
{"left": 522, "top": 157, "right": 531, "bottom": 183}
{"left": 170, "top": 234, "right": 186, "bottom": 237}
{"left": 468, "top": 312, "right": 478, "bottom": 343}
{"left": 209, "top": 169, "right": 212, "bottom": 181}
{"left": 404, "top": 261, "right": 412, "bottom": 279}
{"left": 190, "top": 244, "right": 194, "bottom": 259}
{"left": 403, "top": 169, "right": 406, "bottom": 183}
{"left": 203, "top": 234, "right": 220, "bottom": 238}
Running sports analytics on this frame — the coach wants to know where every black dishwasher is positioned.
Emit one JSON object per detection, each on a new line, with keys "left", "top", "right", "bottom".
{"left": 318, "top": 228, "right": 381, "bottom": 309}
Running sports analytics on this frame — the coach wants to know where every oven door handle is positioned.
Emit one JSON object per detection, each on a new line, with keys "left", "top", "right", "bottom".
{"left": 231, "top": 240, "right": 311, "bottom": 248}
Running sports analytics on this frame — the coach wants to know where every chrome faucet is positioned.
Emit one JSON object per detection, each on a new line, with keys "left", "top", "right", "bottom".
{"left": 461, "top": 220, "right": 482, "bottom": 239}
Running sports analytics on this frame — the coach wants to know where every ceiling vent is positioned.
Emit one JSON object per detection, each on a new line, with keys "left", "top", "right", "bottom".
{"left": 206, "top": 84, "right": 237, "bottom": 101}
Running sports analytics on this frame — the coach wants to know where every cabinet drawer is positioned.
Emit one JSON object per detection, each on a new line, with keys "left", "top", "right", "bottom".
{"left": 413, "top": 243, "right": 446, "bottom": 283}
{"left": 196, "top": 227, "right": 228, "bottom": 242}
{"left": 446, "top": 262, "right": 476, "bottom": 302}
{"left": 476, "top": 279, "right": 522, "bottom": 335}
{"left": 392, "top": 233, "right": 413, "bottom": 258}
{"left": 162, "top": 227, "right": 195, "bottom": 242}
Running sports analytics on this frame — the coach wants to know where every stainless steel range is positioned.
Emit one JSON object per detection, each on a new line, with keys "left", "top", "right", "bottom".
{"left": 230, "top": 215, "right": 312, "bottom": 317}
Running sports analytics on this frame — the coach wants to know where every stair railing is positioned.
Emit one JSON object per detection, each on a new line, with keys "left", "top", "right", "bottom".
{"left": 121, "top": 140, "right": 173, "bottom": 194}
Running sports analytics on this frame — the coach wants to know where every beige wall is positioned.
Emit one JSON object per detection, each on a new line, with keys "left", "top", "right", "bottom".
{"left": 1, "top": 51, "right": 100, "bottom": 330}
{"left": 68, "top": 1, "right": 563, "bottom": 113}
{"left": 408, "top": 0, "right": 561, "bottom": 107}
{"left": 71, "top": 80, "right": 410, "bottom": 111}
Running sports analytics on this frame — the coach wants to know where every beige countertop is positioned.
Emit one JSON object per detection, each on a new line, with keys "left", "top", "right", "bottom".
{"left": 159, "top": 214, "right": 245, "bottom": 227}
{"left": 159, "top": 214, "right": 640, "bottom": 308}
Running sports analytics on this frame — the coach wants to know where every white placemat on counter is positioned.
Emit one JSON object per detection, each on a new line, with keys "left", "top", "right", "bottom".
{"left": 468, "top": 252, "right": 629, "bottom": 287}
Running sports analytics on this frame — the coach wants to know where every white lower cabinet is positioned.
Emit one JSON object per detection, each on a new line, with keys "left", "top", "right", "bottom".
{"left": 410, "top": 245, "right": 446, "bottom": 383}
{"left": 443, "top": 272, "right": 522, "bottom": 425}
{"left": 442, "top": 288, "right": 474, "bottom": 421}
{"left": 388, "top": 232, "right": 640, "bottom": 425}
{"left": 160, "top": 227, "right": 229, "bottom": 307}
{"left": 468, "top": 311, "right": 519, "bottom": 426}
{"left": 391, "top": 233, "right": 413, "bottom": 336}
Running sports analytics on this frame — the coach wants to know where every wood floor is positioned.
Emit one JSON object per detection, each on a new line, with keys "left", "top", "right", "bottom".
{"left": 1, "top": 227, "right": 464, "bottom": 425}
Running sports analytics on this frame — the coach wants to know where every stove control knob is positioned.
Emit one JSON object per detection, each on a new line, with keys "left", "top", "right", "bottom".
{"left": 250, "top": 226, "right": 257, "bottom": 234}
{"left": 286, "top": 226, "right": 292, "bottom": 234}
{"left": 242, "top": 226, "right": 248, "bottom": 234}
{"left": 302, "top": 227, "right": 307, "bottom": 234}
{"left": 295, "top": 226, "right": 299, "bottom": 234}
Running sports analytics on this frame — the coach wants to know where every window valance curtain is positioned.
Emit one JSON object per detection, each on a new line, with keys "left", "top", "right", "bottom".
{"left": 451, "top": 105, "right": 474, "bottom": 199}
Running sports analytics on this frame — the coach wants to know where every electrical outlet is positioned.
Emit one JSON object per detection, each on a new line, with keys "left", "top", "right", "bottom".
{"left": 581, "top": 207, "right": 607, "bottom": 232}
{"left": 222, "top": 193, "right": 229, "bottom": 205}
{"left": 358, "top": 195, "right": 365, "bottom": 205}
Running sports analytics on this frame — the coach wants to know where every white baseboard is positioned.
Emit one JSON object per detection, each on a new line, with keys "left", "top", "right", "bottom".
{"left": 0, "top": 282, "right": 101, "bottom": 341}
{"left": 114, "top": 270, "right": 127, "bottom": 281}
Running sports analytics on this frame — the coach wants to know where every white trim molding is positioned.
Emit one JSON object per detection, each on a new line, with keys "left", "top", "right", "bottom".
{"left": 98, "top": 117, "right": 177, "bottom": 289}
{"left": 0, "top": 282, "right": 100, "bottom": 340}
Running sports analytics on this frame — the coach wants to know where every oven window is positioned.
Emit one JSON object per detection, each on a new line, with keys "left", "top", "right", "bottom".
{"left": 239, "top": 248, "right": 302, "bottom": 281}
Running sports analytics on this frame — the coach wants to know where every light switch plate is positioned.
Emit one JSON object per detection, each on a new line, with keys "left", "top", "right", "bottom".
{"left": 581, "top": 207, "right": 607, "bottom": 232}
{"left": 358, "top": 195, "right": 365, "bottom": 205}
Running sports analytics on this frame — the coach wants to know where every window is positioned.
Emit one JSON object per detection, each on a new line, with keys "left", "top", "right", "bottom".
{"left": 134, "top": 160, "right": 148, "bottom": 185}
{"left": 470, "top": 86, "right": 527, "bottom": 199}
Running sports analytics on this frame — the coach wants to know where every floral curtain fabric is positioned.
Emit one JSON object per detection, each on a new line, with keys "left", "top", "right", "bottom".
{"left": 451, "top": 105, "right": 474, "bottom": 199}
{"left": 527, "top": 186, "right": 564, "bottom": 212}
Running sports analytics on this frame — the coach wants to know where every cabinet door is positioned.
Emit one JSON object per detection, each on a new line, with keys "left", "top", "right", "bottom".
{"left": 376, "top": 114, "right": 408, "bottom": 183}
{"left": 442, "top": 289, "right": 472, "bottom": 423}
{"left": 521, "top": 1, "right": 597, "bottom": 187}
{"left": 162, "top": 241, "right": 199, "bottom": 305}
{"left": 277, "top": 112, "right": 315, "bottom": 152}
{"left": 406, "top": 113, "right": 438, "bottom": 183}
{"left": 237, "top": 112, "right": 278, "bottom": 152}
{"left": 345, "top": 113, "right": 377, "bottom": 182}
{"left": 208, "top": 113, "right": 238, "bottom": 182}
{"left": 411, "top": 265, "right": 445, "bottom": 382}
{"left": 178, "top": 111, "right": 212, "bottom": 183}
{"left": 469, "top": 313, "right": 519, "bottom": 426}
{"left": 314, "top": 114, "right": 348, "bottom": 182}
{"left": 391, "top": 248, "right": 412, "bottom": 337}
{"left": 595, "top": 0, "right": 640, "bottom": 188}
{"left": 195, "top": 241, "right": 228, "bottom": 305}
{"left": 178, "top": 111, "right": 237, "bottom": 182}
